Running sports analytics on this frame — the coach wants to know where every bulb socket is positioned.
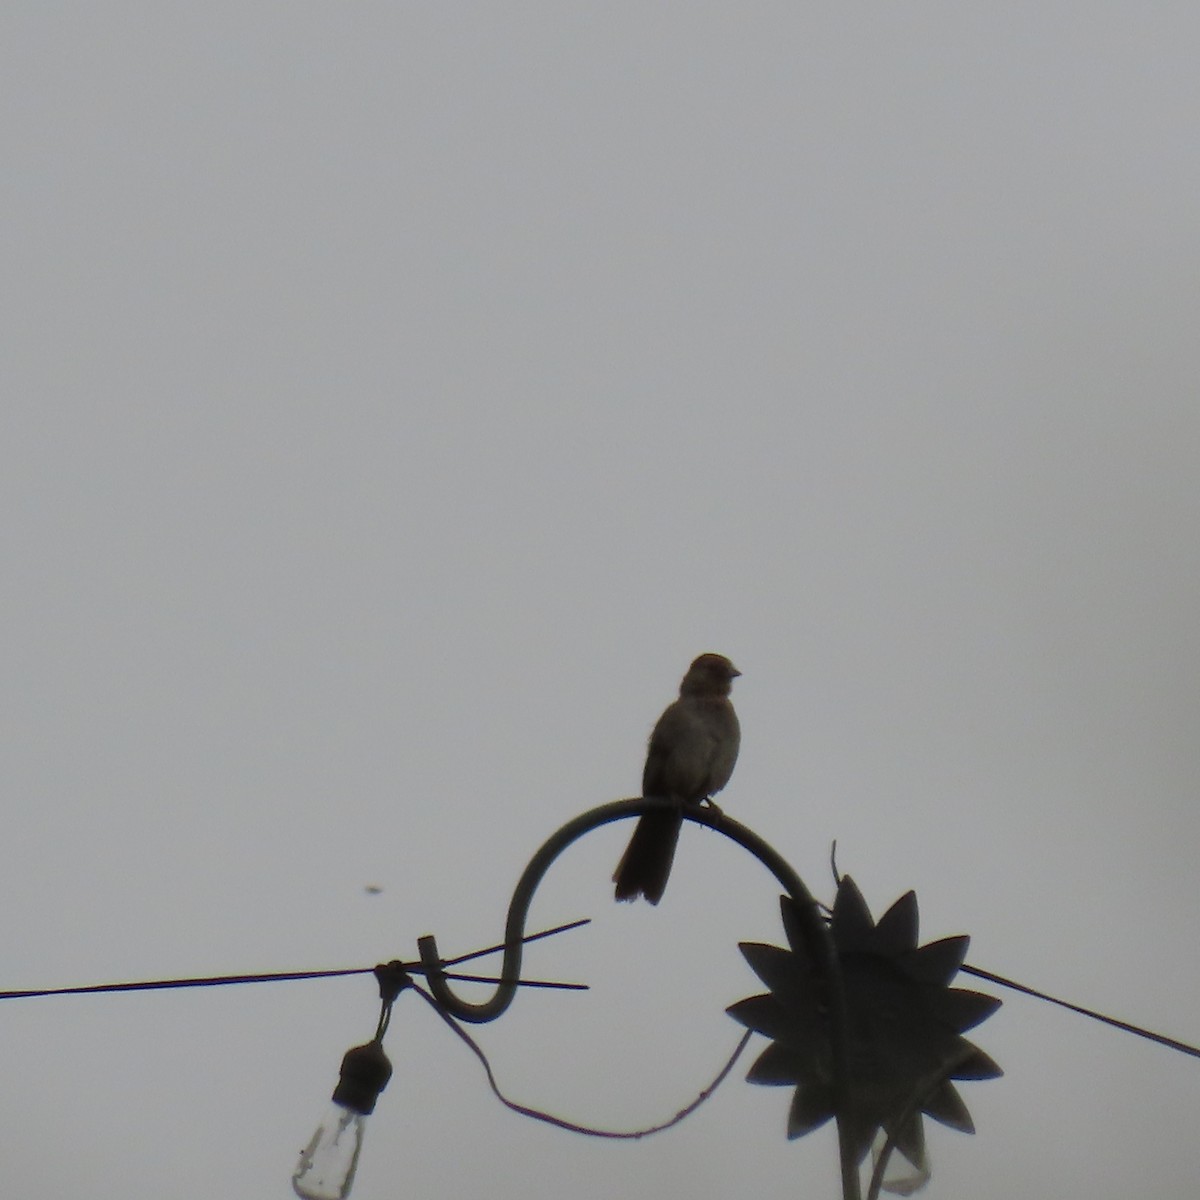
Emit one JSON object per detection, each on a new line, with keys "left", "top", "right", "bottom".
{"left": 331, "top": 1039, "right": 393, "bottom": 1115}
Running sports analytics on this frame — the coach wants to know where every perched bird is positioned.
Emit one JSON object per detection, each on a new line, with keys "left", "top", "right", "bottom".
{"left": 613, "top": 653, "right": 741, "bottom": 904}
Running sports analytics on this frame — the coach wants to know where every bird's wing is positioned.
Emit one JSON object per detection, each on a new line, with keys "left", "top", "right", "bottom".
{"left": 642, "top": 698, "right": 719, "bottom": 800}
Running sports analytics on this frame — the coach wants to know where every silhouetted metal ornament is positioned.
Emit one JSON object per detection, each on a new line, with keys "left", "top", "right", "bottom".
{"left": 727, "top": 877, "right": 1002, "bottom": 1181}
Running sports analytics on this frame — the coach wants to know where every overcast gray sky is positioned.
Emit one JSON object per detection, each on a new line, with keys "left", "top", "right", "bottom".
{"left": 3, "top": 5, "right": 1200, "bottom": 1198}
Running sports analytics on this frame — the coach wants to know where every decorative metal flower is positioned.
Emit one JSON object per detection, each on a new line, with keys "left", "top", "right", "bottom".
{"left": 727, "top": 877, "right": 1002, "bottom": 1185}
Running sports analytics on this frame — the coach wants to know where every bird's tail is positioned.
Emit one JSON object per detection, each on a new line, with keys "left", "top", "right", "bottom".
{"left": 612, "top": 806, "right": 684, "bottom": 905}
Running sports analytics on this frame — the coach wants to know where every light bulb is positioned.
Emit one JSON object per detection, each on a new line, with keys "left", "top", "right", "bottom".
{"left": 292, "top": 1040, "right": 392, "bottom": 1200}
{"left": 292, "top": 1103, "right": 367, "bottom": 1200}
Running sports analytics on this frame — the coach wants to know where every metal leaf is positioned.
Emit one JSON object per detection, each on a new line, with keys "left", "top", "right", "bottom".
{"left": 921, "top": 1080, "right": 975, "bottom": 1133}
{"left": 948, "top": 1043, "right": 1003, "bottom": 1081}
{"left": 727, "top": 994, "right": 796, "bottom": 1042}
{"left": 738, "top": 940, "right": 812, "bottom": 1004}
{"left": 747, "top": 1040, "right": 813, "bottom": 1087}
{"left": 787, "top": 1082, "right": 834, "bottom": 1139}
{"left": 831, "top": 876, "right": 875, "bottom": 952}
{"left": 928, "top": 986, "right": 1003, "bottom": 1033}
{"left": 870, "top": 890, "right": 919, "bottom": 955}
{"left": 901, "top": 934, "right": 969, "bottom": 986}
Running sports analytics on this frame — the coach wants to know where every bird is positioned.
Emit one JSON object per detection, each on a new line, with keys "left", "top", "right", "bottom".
{"left": 613, "top": 653, "right": 741, "bottom": 904}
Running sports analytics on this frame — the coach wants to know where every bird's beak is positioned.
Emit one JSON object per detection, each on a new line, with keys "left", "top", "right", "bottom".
{"left": 730, "top": 665, "right": 742, "bottom": 678}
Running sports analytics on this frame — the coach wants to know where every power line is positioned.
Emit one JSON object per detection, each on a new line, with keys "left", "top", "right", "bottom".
{"left": 0, "top": 919, "right": 1195, "bottom": 1064}
{"left": 0, "top": 918, "right": 591, "bottom": 1002}
{"left": 961, "top": 963, "right": 1200, "bottom": 1060}
{"left": 0, "top": 965, "right": 370, "bottom": 1000}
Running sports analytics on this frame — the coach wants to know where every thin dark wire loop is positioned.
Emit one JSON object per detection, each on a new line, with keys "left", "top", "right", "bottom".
{"left": 415, "top": 797, "right": 863, "bottom": 1200}
{"left": 411, "top": 980, "right": 754, "bottom": 1139}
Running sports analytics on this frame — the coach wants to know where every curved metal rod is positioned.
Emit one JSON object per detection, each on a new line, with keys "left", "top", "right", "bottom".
{"left": 417, "top": 797, "right": 861, "bottom": 1200}
{"left": 419, "top": 798, "right": 639, "bottom": 1022}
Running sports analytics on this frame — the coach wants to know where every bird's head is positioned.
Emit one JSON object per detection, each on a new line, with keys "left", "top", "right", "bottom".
{"left": 680, "top": 653, "right": 741, "bottom": 696}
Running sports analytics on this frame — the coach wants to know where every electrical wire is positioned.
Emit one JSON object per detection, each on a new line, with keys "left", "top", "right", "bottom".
{"left": 0, "top": 917, "right": 1195, "bottom": 1065}
{"left": 961, "top": 963, "right": 1200, "bottom": 1060}
{"left": 0, "top": 918, "right": 591, "bottom": 1002}
{"left": 411, "top": 979, "right": 755, "bottom": 1139}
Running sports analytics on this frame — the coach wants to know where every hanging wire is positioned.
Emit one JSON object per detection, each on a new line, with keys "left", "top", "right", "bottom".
{"left": 410, "top": 979, "right": 754, "bottom": 1139}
